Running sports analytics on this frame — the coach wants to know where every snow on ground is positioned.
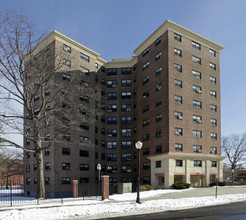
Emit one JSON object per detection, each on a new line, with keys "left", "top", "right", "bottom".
{"left": 1, "top": 189, "right": 246, "bottom": 220}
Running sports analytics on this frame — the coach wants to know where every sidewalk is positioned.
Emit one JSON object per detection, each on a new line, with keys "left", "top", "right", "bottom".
{"left": 140, "top": 186, "right": 246, "bottom": 202}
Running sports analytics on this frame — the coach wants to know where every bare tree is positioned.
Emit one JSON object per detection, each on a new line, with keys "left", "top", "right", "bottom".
{"left": 0, "top": 10, "right": 98, "bottom": 198}
{"left": 222, "top": 133, "right": 246, "bottom": 183}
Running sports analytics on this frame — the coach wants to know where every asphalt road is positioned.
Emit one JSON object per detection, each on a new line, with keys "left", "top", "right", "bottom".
{"left": 98, "top": 201, "right": 246, "bottom": 220}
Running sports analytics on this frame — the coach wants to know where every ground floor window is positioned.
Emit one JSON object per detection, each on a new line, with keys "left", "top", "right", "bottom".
{"left": 174, "top": 175, "right": 185, "bottom": 183}
{"left": 190, "top": 175, "right": 204, "bottom": 187}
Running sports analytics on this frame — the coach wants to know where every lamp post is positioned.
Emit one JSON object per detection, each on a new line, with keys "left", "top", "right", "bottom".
{"left": 97, "top": 164, "right": 101, "bottom": 197}
{"left": 135, "top": 141, "right": 143, "bottom": 204}
{"left": 232, "top": 168, "right": 234, "bottom": 186}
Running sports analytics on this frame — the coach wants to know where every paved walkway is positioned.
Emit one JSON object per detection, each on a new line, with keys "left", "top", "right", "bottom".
{"left": 140, "top": 186, "right": 246, "bottom": 202}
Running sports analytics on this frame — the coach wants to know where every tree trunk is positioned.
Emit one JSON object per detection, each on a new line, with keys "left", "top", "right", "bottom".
{"left": 36, "top": 140, "right": 46, "bottom": 199}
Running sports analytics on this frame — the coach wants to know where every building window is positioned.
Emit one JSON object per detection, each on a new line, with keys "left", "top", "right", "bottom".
{"left": 80, "top": 53, "right": 90, "bottom": 62}
{"left": 174, "top": 33, "right": 181, "bottom": 42}
{"left": 106, "top": 142, "right": 117, "bottom": 149}
{"left": 121, "top": 79, "right": 132, "bottom": 87}
{"left": 107, "top": 104, "right": 117, "bottom": 112}
{"left": 175, "top": 143, "right": 183, "bottom": 152}
{"left": 143, "top": 61, "right": 150, "bottom": 70}
{"left": 175, "top": 111, "right": 183, "bottom": 120}
{"left": 79, "top": 136, "right": 89, "bottom": 142}
{"left": 63, "top": 59, "right": 71, "bottom": 67}
{"left": 192, "top": 56, "right": 201, "bottom": 64}
{"left": 192, "top": 70, "right": 201, "bottom": 79}
{"left": 63, "top": 134, "right": 70, "bottom": 141}
{"left": 194, "top": 160, "right": 202, "bottom": 167}
{"left": 45, "top": 177, "right": 50, "bottom": 185}
{"left": 45, "top": 148, "right": 50, "bottom": 156}
{"left": 107, "top": 68, "right": 117, "bottom": 75}
{"left": 80, "top": 164, "right": 89, "bottom": 171}
{"left": 142, "top": 76, "right": 150, "bottom": 85}
{"left": 106, "top": 165, "right": 117, "bottom": 174}
{"left": 175, "top": 79, "right": 182, "bottom": 88}
{"left": 142, "top": 47, "right": 150, "bottom": 57}
{"left": 211, "top": 118, "right": 217, "bottom": 126}
{"left": 121, "top": 141, "right": 132, "bottom": 149}
{"left": 121, "top": 92, "right": 132, "bottom": 99}
{"left": 62, "top": 148, "right": 70, "bottom": 155}
{"left": 26, "top": 165, "right": 30, "bottom": 172}
{"left": 211, "top": 161, "right": 217, "bottom": 167}
{"left": 193, "top": 115, "right": 202, "bottom": 123}
{"left": 143, "top": 105, "right": 150, "bottom": 113}
{"left": 121, "top": 68, "right": 132, "bottom": 75}
{"left": 80, "top": 150, "right": 89, "bottom": 157}
{"left": 143, "top": 162, "right": 150, "bottom": 170}
{"left": 210, "top": 76, "right": 216, "bottom": 84}
{"left": 210, "top": 147, "right": 217, "bottom": 154}
{"left": 156, "top": 129, "right": 162, "bottom": 138}
{"left": 175, "top": 128, "right": 183, "bottom": 136}
{"left": 80, "top": 123, "right": 89, "bottom": 130}
{"left": 193, "top": 85, "right": 202, "bottom": 94}
{"left": 63, "top": 44, "right": 71, "bottom": 53}
{"left": 45, "top": 88, "right": 51, "bottom": 96}
{"left": 174, "top": 48, "right": 182, "bottom": 57}
{"left": 107, "top": 129, "right": 117, "bottom": 137}
{"left": 62, "top": 177, "right": 71, "bottom": 184}
{"left": 156, "top": 83, "right": 162, "bottom": 91}
{"left": 211, "top": 133, "right": 217, "bottom": 140}
{"left": 107, "top": 117, "right": 117, "bottom": 124}
{"left": 175, "top": 95, "right": 182, "bottom": 104}
{"left": 121, "top": 116, "right": 132, "bottom": 124}
{"left": 142, "top": 133, "right": 150, "bottom": 141}
{"left": 107, "top": 92, "right": 117, "bottom": 100}
{"left": 80, "top": 178, "right": 89, "bottom": 183}
{"left": 193, "top": 100, "right": 202, "bottom": 108}
{"left": 210, "top": 104, "right": 217, "bottom": 112}
{"left": 121, "top": 153, "right": 132, "bottom": 161}
{"left": 193, "top": 130, "right": 202, "bottom": 138}
{"left": 210, "top": 49, "right": 216, "bottom": 57}
{"left": 192, "top": 41, "right": 201, "bottom": 50}
{"left": 156, "top": 114, "right": 162, "bottom": 122}
{"left": 156, "top": 52, "right": 162, "bottom": 60}
{"left": 63, "top": 73, "right": 70, "bottom": 81}
{"left": 176, "top": 160, "right": 183, "bottom": 167}
{"left": 80, "top": 66, "right": 89, "bottom": 74}
{"left": 210, "top": 90, "right": 217, "bottom": 98}
{"left": 34, "top": 94, "right": 40, "bottom": 101}
{"left": 156, "top": 67, "right": 162, "bottom": 75}
{"left": 155, "top": 36, "right": 162, "bottom": 46}
{"left": 155, "top": 145, "right": 162, "bottom": 153}
{"left": 155, "top": 99, "right": 162, "bottom": 107}
{"left": 62, "top": 162, "right": 71, "bottom": 170}
{"left": 193, "top": 145, "right": 202, "bottom": 153}
{"left": 107, "top": 153, "right": 117, "bottom": 161}
{"left": 122, "top": 129, "right": 132, "bottom": 137}
{"left": 121, "top": 104, "right": 132, "bottom": 112}
{"left": 142, "top": 91, "right": 149, "bottom": 99}
{"left": 156, "top": 161, "right": 161, "bottom": 168}
{"left": 210, "top": 63, "right": 216, "bottom": 70}
{"left": 174, "top": 64, "right": 182, "bottom": 72}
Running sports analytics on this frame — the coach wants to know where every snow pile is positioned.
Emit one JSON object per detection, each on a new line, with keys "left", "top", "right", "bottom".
{"left": 1, "top": 190, "right": 246, "bottom": 220}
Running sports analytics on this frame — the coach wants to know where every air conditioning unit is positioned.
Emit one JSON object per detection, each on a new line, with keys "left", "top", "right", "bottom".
{"left": 197, "top": 119, "right": 202, "bottom": 123}
{"left": 175, "top": 131, "right": 180, "bottom": 135}
{"left": 179, "top": 116, "right": 183, "bottom": 120}
{"left": 197, "top": 89, "right": 202, "bottom": 94}
{"left": 198, "top": 150, "right": 202, "bottom": 153}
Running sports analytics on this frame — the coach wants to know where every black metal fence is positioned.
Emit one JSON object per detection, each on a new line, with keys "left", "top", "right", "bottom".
{"left": 0, "top": 180, "right": 102, "bottom": 207}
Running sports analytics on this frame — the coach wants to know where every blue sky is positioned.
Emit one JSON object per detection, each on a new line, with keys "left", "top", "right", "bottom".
{"left": 2, "top": 0, "right": 246, "bottom": 137}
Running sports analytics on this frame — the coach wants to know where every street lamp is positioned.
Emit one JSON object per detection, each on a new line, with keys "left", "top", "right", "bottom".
{"left": 135, "top": 141, "right": 143, "bottom": 204}
{"left": 97, "top": 164, "right": 101, "bottom": 197}
{"left": 232, "top": 168, "right": 235, "bottom": 186}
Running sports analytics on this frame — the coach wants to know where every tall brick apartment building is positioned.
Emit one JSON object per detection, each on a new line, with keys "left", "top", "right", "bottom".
{"left": 24, "top": 20, "right": 224, "bottom": 196}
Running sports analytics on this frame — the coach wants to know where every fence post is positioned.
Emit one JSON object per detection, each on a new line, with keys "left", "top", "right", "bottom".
{"left": 101, "top": 176, "right": 109, "bottom": 200}
{"left": 10, "top": 180, "right": 12, "bottom": 207}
